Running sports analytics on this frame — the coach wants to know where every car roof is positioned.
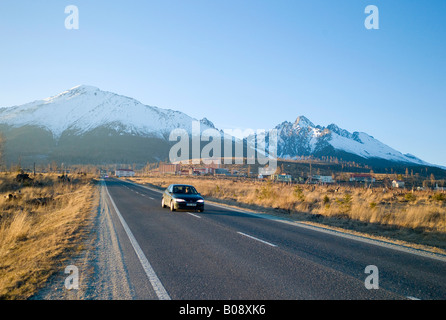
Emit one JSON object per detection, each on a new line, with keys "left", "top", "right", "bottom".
{"left": 169, "top": 184, "right": 195, "bottom": 188}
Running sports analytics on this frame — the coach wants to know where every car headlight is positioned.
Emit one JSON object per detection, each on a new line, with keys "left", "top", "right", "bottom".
{"left": 197, "top": 199, "right": 204, "bottom": 203}
{"left": 175, "top": 198, "right": 186, "bottom": 202}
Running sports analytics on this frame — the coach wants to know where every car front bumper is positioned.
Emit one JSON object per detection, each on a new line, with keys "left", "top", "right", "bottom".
{"left": 174, "top": 201, "right": 204, "bottom": 211}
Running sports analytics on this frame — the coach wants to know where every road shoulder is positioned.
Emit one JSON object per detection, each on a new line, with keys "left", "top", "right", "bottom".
{"left": 32, "top": 181, "right": 135, "bottom": 300}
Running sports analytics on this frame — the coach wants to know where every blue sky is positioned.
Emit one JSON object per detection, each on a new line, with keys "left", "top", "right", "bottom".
{"left": 0, "top": 0, "right": 445, "bottom": 166}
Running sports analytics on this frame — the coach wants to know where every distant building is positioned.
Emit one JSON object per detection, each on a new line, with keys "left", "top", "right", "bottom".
{"left": 193, "top": 167, "right": 216, "bottom": 175}
{"left": 159, "top": 163, "right": 180, "bottom": 174}
{"left": 179, "top": 169, "right": 192, "bottom": 175}
{"left": 159, "top": 162, "right": 220, "bottom": 175}
{"left": 312, "top": 175, "right": 334, "bottom": 184}
{"left": 349, "top": 174, "right": 375, "bottom": 183}
{"left": 214, "top": 168, "right": 230, "bottom": 175}
{"left": 271, "top": 174, "right": 292, "bottom": 183}
{"left": 115, "top": 169, "right": 135, "bottom": 177}
{"left": 392, "top": 180, "right": 405, "bottom": 188}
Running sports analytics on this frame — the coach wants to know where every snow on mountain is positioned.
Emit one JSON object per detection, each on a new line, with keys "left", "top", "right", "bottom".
{"left": 0, "top": 85, "right": 214, "bottom": 139}
{"left": 272, "top": 116, "right": 433, "bottom": 166}
{"left": 0, "top": 86, "right": 438, "bottom": 168}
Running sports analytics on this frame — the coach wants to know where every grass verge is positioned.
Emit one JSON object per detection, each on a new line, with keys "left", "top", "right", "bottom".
{"left": 0, "top": 173, "right": 97, "bottom": 300}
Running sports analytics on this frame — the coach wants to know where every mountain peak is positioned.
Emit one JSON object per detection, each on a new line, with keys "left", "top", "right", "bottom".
{"left": 294, "top": 116, "right": 315, "bottom": 128}
{"left": 70, "top": 85, "right": 100, "bottom": 92}
{"left": 272, "top": 115, "right": 433, "bottom": 167}
{"left": 200, "top": 117, "right": 216, "bottom": 129}
{"left": 327, "top": 123, "right": 353, "bottom": 139}
{"left": 0, "top": 85, "right": 202, "bottom": 139}
{"left": 44, "top": 85, "right": 101, "bottom": 102}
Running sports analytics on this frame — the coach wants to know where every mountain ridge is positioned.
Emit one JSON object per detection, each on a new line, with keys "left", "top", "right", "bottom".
{"left": 0, "top": 85, "right": 442, "bottom": 170}
{"left": 0, "top": 85, "right": 216, "bottom": 139}
{"left": 266, "top": 115, "right": 435, "bottom": 168}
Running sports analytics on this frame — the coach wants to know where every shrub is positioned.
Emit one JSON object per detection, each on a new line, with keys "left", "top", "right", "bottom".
{"left": 404, "top": 193, "right": 417, "bottom": 202}
{"left": 323, "top": 195, "right": 330, "bottom": 205}
{"left": 257, "top": 181, "right": 276, "bottom": 200}
{"left": 336, "top": 194, "right": 352, "bottom": 213}
{"left": 432, "top": 193, "right": 446, "bottom": 202}
{"left": 293, "top": 186, "right": 305, "bottom": 202}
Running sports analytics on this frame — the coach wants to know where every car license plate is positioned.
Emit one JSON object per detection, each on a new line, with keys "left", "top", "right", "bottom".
{"left": 186, "top": 203, "right": 197, "bottom": 206}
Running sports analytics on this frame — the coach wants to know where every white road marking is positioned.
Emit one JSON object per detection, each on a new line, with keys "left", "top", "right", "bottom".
{"left": 237, "top": 232, "right": 277, "bottom": 248}
{"left": 104, "top": 182, "right": 171, "bottom": 300}
{"left": 407, "top": 296, "right": 421, "bottom": 300}
{"left": 186, "top": 212, "right": 201, "bottom": 218}
{"left": 123, "top": 180, "right": 446, "bottom": 262}
{"left": 148, "top": 197, "right": 155, "bottom": 200}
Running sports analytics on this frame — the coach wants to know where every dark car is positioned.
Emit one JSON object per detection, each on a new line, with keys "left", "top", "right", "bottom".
{"left": 162, "top": 184, "right": 204, "bottom": 212}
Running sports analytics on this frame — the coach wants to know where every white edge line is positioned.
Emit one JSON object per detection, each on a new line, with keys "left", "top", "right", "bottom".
{"left": 103, "top": 181, "right": 171, "bottom": 300}
{"left": 237, "top": 232, "right": 277, "bottom": 247}
{"left": 122, "top": 179, "right": 446, "bottom": 263}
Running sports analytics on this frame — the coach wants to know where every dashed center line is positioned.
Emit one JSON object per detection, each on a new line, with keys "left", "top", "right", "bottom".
{"left": 186, "top": 212, "right": 201, "bottom": 218}
{"left": 237, "top": 232, "right": 277, "bottom": 248}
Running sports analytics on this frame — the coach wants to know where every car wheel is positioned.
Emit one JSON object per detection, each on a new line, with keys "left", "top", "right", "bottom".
{"left": 170, "top": 200, "right": 176, "bottom": 211}
{"left": 161, "top": 198, "right": 166, "bottom": 208}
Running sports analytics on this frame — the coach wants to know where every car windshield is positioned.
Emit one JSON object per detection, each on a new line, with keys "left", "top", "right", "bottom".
{"left": 172, "top": 185, "right": 198, "bottom": 194}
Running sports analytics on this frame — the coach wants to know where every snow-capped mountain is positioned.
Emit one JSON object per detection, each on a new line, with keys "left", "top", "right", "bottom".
{"left": 0, "top": 85, "right": 215, "bottom": 139}
{"left": 267, "top": 116, "right": 432, "bottom": 166}
{"left": 0, "top": 85, "right": 439, "bottom": 168}
{"left": 0, "top": 85, "right": 217, "bottom": 165}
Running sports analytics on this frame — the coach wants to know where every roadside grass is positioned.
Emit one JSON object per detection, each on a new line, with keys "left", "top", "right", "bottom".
{"left": 129, "top": 175, "right": 446, "bottom": 254}
{"left": 0, "top": 173, "right": 97, "bottom": 300}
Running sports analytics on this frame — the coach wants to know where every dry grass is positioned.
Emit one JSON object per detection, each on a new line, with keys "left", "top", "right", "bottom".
{"left": 130, "top": 175, "right": 446, "bottom": 253}
{"left": 0, "top": 173, "right": 96, "bottom": 300}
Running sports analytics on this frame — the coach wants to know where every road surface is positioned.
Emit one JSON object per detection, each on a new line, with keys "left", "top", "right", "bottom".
{"left": 99, "top": 178, "right": 446, "bottom": 300}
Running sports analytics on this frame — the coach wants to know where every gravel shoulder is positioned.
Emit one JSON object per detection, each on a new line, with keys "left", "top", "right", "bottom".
{"left": 31, "top": 182, "right": 134, "bottom": 300}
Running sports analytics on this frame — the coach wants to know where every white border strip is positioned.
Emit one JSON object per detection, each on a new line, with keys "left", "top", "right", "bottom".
{"left": 104, "top": 181, "right": 171, "bottom": 300}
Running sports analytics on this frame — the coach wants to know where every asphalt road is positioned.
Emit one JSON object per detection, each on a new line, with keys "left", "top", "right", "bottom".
{"left": 102, "top": 178, "right": 446, "bottom": 300}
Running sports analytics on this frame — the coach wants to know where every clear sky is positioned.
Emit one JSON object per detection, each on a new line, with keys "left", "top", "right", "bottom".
{"left": 0, "top": 0, "right": 445, "bottom": 166}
